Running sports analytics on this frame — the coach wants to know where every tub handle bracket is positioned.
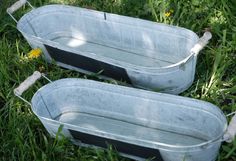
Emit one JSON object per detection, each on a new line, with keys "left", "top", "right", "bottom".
{"left": 191, "top": 32, "right": 212, "bottom": 55}
{"left": 14, "top": 71, "right": 51, "bottom": 105}
{"left": 7, "top": 0, "right": 34, "bottom": 23}
{"left": 179, "top": 32, "right": 212, "bottom": 66}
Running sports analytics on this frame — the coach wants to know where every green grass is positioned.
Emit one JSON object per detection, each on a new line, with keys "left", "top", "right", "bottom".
{"left": 0, "top": 0, "right": 236, "bottom": 160}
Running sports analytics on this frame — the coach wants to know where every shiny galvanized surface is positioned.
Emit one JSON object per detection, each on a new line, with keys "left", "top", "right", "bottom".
{"left": 31, "top": 78, "right": 227, "bottom": 161}
{"left": 16, "top": 4, "right": 202, "bottom": 94}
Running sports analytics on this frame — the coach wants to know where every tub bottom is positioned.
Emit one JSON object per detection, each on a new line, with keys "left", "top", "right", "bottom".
{"left": 52, "top": 36, "right": 180, "bottom": 67}
{"left": 56, "top": 111, "right": 207, "bottom": 146}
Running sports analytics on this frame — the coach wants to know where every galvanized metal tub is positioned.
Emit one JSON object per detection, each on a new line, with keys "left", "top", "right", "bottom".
{"left": 13, "top": 71, "right": 231, "bottom": 161}
{"left": 8, "top": 1, "right": 212, "bottom": 94}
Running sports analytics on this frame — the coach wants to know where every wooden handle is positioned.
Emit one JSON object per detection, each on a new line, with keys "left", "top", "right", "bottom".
{"left": 7, "top": 0, "right": 27, "bottom": 14}
{"left": 14, "top": 71, "right": 42, "bottom": 96}
{"left": 191, "top": 32, "right": 212, "bottom": 55}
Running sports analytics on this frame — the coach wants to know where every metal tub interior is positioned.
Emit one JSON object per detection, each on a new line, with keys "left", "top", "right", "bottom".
{"left": 17, "top": 5, "right": 200, "bottom": 94}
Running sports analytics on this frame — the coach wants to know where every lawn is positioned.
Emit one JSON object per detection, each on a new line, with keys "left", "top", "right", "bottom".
{"left": 0, "top": 0, "right": 236, "bottom": 161}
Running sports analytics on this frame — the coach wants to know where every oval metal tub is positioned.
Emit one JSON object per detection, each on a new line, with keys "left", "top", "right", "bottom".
{"left": 13, "top": 72, "right": 231, "bottom": 161}
{"left": 8, "top": 2, "right": 212, "bottom": 94}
